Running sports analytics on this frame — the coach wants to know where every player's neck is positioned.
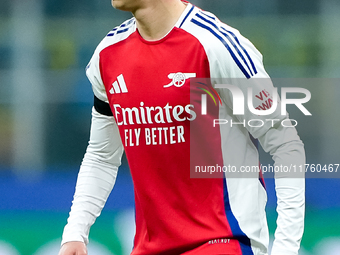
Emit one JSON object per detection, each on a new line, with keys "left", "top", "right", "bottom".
{"left": 132, "top": 0, "right": 187, "bottom": 41}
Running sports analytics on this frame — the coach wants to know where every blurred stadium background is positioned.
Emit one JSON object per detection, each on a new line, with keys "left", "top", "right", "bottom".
{"left": 0, "top": 0, "right": 340, "bottom": 254}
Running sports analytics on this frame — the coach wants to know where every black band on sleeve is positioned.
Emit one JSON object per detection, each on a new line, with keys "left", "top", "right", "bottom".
{"left": 94, "top": 95, "right": 113, "bottom": 116}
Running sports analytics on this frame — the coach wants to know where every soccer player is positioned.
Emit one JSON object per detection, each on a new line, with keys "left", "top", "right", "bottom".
{"left": 59, "top": 0, "right": 305, "bottom": 255}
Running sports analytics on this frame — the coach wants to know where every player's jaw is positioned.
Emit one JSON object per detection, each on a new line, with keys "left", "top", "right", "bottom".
{"left": 111, "top": 0, "right": 142, "bottom": 12}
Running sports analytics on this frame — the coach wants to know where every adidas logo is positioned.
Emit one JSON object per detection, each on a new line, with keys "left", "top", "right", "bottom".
{"left": 110, "top": 74, "right": 128, "bottom": 94}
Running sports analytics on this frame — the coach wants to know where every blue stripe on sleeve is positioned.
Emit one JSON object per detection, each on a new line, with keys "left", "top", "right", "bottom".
{"left": 117, "top": 28, "right": 130, "bottom": 34}
{"left": 195, "top": 13, "right": 256, "bottom": 77}
{"left": 191, "top": 19, "right": 251, "bottom": 79}
{"left": 221, "top": 27, "right": 257, "bottom": 75}
{"left": 107, "top": 28, "right": 118, "bottom": 37}
{"left": 107, "top": 19, "right": 136, "bottom": 37}
{"left": 199, "top": 11, "right": 216, "bottom": 20}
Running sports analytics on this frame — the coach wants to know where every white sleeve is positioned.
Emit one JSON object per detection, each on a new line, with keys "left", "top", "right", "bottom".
{"left": 246, "top": 43, "right": 306, "bottom": 255}
{"left": 258, "top": 121, "right": 305, "bottom": 255}
{"left": 215, "top": 33, "right": 305, "bottom": 254}
{"left": 61, "top": 107, "right": 124, "bottom": 245}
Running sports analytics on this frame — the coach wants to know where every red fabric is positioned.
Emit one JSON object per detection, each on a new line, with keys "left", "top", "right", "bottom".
{"left": 99, "top": 28, "right": 234, "bottom": 254}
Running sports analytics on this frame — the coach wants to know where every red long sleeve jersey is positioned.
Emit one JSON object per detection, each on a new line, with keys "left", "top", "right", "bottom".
{"left": 81, "top": 3, "right": 305, "bottom": 255}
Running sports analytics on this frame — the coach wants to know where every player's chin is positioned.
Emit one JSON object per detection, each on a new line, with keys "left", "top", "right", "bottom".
{"left": 111, "top": 0, "right": 138, "bottom": 12}
{"left": 111, "top": 0, "right": 128, "bottom": 11}
{"left": 111, "top": 0, "right": 122, "bottom": 9}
